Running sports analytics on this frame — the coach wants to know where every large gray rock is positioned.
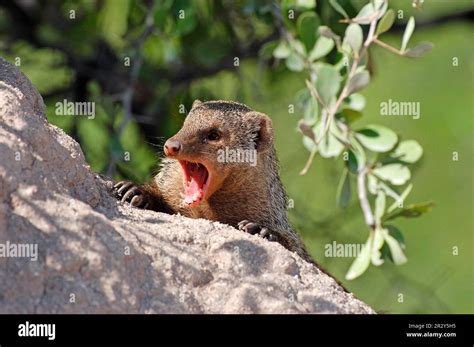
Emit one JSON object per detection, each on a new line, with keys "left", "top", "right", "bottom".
{"left": 0, "top": 57, "right": 374, "bottom": 314}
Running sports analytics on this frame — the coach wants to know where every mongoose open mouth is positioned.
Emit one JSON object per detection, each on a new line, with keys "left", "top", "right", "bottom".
{"left": 179, "top": 160, "right": 210, "bottom": 208}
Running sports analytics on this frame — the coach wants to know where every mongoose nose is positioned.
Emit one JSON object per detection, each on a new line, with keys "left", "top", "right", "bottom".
{"left": 164, "top": 139, "right": 182, "bottom": 157}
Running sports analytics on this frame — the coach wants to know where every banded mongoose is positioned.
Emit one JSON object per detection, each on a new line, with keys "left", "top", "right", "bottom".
{"left": 113, "top": 100, "right": 314, "bottom": 264}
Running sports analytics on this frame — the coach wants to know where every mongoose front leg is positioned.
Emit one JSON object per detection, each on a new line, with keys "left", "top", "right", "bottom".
{"left": 112, "top": 180, "right": 176, "bottom": 214}
{"left": 113, "top": 181, "right": 151, "bottom": 209}
{"left": 238, "top": 220, "right": 279, "bottom": 242}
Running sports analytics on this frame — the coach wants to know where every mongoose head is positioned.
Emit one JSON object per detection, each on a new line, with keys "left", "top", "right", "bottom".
{"left": 164, "top": 100, "right": 274, "bottom": 208}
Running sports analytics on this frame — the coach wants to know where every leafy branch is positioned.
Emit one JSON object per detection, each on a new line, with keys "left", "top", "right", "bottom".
{"left": 269, "top": 0, "right": 434, "bottom": 279}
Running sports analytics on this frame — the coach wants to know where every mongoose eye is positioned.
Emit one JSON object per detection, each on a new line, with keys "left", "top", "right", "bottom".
{"left": 206, "top": 130, "right": 221, "bottom": 141}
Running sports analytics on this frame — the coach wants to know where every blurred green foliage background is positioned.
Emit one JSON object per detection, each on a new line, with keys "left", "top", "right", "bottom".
{"left": 0, "top": 0, "right": 472, "bottom": 313}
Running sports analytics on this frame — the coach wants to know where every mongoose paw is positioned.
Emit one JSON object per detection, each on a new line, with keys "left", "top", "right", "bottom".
{"left": 112, "top": 181, "right": 150, "bottom": 209}
{"left": 238, "top": 220, "right": 278, "bottom": 242}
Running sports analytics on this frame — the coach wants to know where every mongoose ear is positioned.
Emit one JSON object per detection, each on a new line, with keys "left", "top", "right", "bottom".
{"left": 192, "top": 99, "right": 203, "bottom": 109}
{"left": 248, "top": 112, "right": 274, "bottom": 152}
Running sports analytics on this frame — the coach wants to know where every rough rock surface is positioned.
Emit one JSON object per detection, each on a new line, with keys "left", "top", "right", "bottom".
{"left": 0, "top": 57, "right": 374, "bottom": 314}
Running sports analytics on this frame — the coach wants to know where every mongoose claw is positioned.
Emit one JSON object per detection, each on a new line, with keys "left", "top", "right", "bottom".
{"left": 238, "top": 220, "right": 260, "bottom": 234}
{"left": 238, "top": 220, "right": 278, "bottom": 242}
{"left": 112, "top": 181, "right": 150, "bottom": 209}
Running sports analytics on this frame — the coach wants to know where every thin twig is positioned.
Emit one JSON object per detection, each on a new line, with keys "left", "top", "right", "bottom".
{"left": 305, "top": 79, "right": 328, "bottom": 114}
{"left": 364, "top": 14, "right": 378, "bottom": 47}
{"left": 373, "top": 38, "right": 405, "bottom": 56}
{"left": 299, "top": 148, "right": 318, "bottom": 175}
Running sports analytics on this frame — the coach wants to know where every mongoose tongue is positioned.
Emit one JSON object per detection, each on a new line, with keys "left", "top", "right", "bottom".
{"left": 181, "top": 161, "right": 209, "bottom": 206}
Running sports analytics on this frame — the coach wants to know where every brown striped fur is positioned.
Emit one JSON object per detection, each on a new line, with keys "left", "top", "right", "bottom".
{"left": 122, "top": 100, "right": 313, "bottom": 263}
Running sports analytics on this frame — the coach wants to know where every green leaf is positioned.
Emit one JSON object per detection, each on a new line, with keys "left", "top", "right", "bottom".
{"left": 401, "top": 16, "right": 415, "bottom": 53}
{"left": 355, "top": 1, "right": 375, "bottom": 22}
{"left": 346, "top": 150, "right": 358, "bottom": 174}
{"left": 306, "top": 99, "right": 319, "bottom": 124}
{"left": 297, "top": 12, "right": 320, "bottom": 52}
{"left": 346, "top": 234, "right": 373, "bottom": 280}
{"left": 380, "top": 243, "right": 392, "bottom": 262}
{"left": 371, "top": 227, "right": 385, "bottom": 266}
{"left": 391, "top": 140, "right": 423, "bottom": 163}
{"left": 376, "top": 9, "right": 395, "bottom": 36}
{"left": 343, "top": 23, "right": 363, "bottom": 53}
{"left": 296, "top": 87, "right": 310, "bottom": 106}
{"left": 404, "top": 42, "right": 434, "bottom": 58}
{"left": 354, "top": 0, "right": 387, "bottom": 25}
{"left": 367, "top": 174, "right": 378, "bottom": 194}
{"left": 154, "top": 14, "right": 169, "bottom": 32}
{"left": 291, "top": 40, "right": 307, "bottom": 56}
{"left": 375, "top": 191, "right": 386, "bottom": 224}
{"left": 337, "top": 169, "right": 351, "bottom": 209}
{"left": 174, "top": 4, "right": 198, "bottom": 35}
{"left": 315, "top": 64, "right": 341, "bottom": 105}
{"left": 340, "top": 108, "right": 363, "bottom": 124}
{"left": 295, "top": 0, "right": 316, "bottom": 9}
{"left": 286, "top": 52, "right": 305, "bottom": 71}
{"left": 98, "top": 0, "right": 130, "bottom": 48}
{"left": 9, "top": 44, "right": 72, "bottom": 95}
{"left": 303, "top": 136, "right": 317, "bottom": 152}
{"left": 386, "top": 225, "right": 405, "bottom": 249}
{"left": 297, "top": 89, "right": 319, "bottom": 124}
{"left": 380, "top": 225, "right": 406, "bottom": 264}
{"left": 259, "top": 41, "right": 279, "bottom": 60}
{"left": 373, "top": 164, "right": 411, "bottom": 186}
{"left": 143, "top": 36, "right": 164, "bottom": 66}
{"left": 329, "top": 0, "right": 348, "bottom": 18}
{"left": 109, "top": 135, "right": 124, "bottom": 160}
{"left": 349, "top": 137, "right": 366, "bottom": 172}
{"left": 355, "top": 125, "right": 398, "bottom": 152}
{"left": 382, "top": 228, "right": 407, "bottom": 265}
{"left": 347, "top": 70, "right": 370, "bottom": 95}
{"left": 383, "top": 201, "right": 435, "bottom": 221}
{"left": 345, "top": 93, "right": 366, "bottom": 111}
{"left": 273, "top": 41, "right": 291, "bottom": 59}
{"left": 318, "top": 26, "right": 341, "bottom": 49}
{"left": 319, "top": 132, "right": 344, "bottom": 158}
{"left": 308, "top": 36, "right": 334, "bottom": 61}
{"left": 315, "top": 121, "right": 344, "bottom": 158}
